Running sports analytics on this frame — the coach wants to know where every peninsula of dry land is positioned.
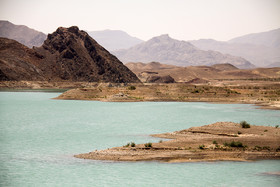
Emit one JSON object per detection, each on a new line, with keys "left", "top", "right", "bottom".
{"left": 75, "top": 122, "right": 280, "bottom": 162}
{"left": 55, "top": 80, "right": 280, "bottom": 110}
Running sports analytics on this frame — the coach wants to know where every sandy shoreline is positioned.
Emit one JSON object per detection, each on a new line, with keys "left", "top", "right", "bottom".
{"left": 75, "top": 122, "right": 280, "bottom": 163}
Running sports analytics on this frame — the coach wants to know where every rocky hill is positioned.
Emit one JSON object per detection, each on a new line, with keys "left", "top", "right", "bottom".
{"left": 0, "top": 20, "right": 46, "bottom": 48}
{"left": 88, "top": 30, "right": 143, "bottom": 51}
{"left": 0, "top": 26, "right": 140, "bottom": 83}
{"left": 113, "top": 34, "right": 254, "bottom": 69}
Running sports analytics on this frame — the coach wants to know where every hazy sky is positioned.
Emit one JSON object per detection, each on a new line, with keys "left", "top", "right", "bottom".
{"left": 0, "top": 0, "right": 280, "bottom": 41}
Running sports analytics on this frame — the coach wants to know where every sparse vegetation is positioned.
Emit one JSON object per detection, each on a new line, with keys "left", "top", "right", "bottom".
{"left": 191, "top": 89, "right": 200, "bottom": 93}
{"left": 237, "top": 131, "right": 242, "bottom": 134}
{"left": 159, "top": 140, "right": 163, "bottom": 143}
{"left": 199, "top": 145, "right": 205, "bottom": 149}
{"left": 212, "top": 140, "right": 218, "bottom": 144}
{"left": 253, "top": 145, "right": 262, "bottom": 151}
{"left": 262, "top": 146, "right": 271, "bottom": 151}
{"left": 276, "top": 125, "right": 279, "bottom": 128}
{"left": 240, "top": 121, "right": 251, "bottom": 128}
{"left": 224, "top": 141, "right": 244, "bottom": 148}
{"left": 124, "top": 142, "right": 130, "bottom": 147}
{"left": 145, "top": 142, "right": 152, "bottom": 148}
{"left": 124, "top": 142, "right": 135, "bottom": 147}
{"left": 127, "top": 85, "right": 136, "bottom": 90}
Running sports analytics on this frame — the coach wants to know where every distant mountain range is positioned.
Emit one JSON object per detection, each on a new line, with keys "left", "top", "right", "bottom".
{"left": 88, "top": 30, "right": 143, "bottom": 51}
{"left": 113, "top": 34, "right": 255, "bottom": 69}
{"left": 0, "top": 20, "right": 47, "bottom": 48}
{"left": 189, "top": 28, "right": 280, "bottom": 67}
{"left": 1, "top": 20, "right": 279, "bottom": 68}
{"left": 0, "top": 26, "right": 140, "bottom": 83}
{"left": 0, "top": 21, "right": 143, "bottom": 51}
{"left": 228, "top": 28, "right": 280, "bottom": 48}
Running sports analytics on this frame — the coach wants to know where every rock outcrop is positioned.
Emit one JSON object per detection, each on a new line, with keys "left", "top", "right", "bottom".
{"left": 0, "top": 26, "right": 141, "bottom": 83}
{"left": 146, "top": 75, "right": 175, "bottom": 83}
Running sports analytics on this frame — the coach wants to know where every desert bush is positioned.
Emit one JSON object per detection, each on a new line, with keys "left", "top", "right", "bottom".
{"left": 276, "top": 125, "right": 279, "bottom": 128}
{"left": 199, "top": 145, "right": 205, "bottom": 149}
{"left": 240, "top": 121, "right": 250, "bottom": 128}
{"left": 127, "top": 85, "right": 136, "bottom": 90}
{"left": 191, "top": 89, "right": 200, "bottom": 93}
{"left": 237, "top": 131, "right": 242, "bottom": 134}
{"left": 262, "top": 146, "right": 271, "bottom": 151}
{"left": 124, "top": 143, "right": 130, "bottom": 147}
{"left": 224, "top": 141, "right": 244, "bottom": 148}
{"left": 212, "top": 140, "right": 218, "bottom": 144}
{"left": 145, "top": 142, "right": 152, "bottom": 148}
{"left": 253, "top": 145, "right": 262, "bottom": 151}
{"left": 130, "top": 142, "right": 136, "bottom": 147}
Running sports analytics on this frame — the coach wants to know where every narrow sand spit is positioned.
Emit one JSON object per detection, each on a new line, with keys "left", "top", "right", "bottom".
{"left": 75, "top": 122, "right": 280, "bottom": 162}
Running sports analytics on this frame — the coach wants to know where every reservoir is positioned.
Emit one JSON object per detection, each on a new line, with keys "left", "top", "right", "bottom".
{"left": 0, "top": 91, "right": 279, "bottom": 186}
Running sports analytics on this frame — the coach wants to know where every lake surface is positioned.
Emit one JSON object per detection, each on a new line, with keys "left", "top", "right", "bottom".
{"left": 0, "top": 91, "right": 279, "bottom": 186}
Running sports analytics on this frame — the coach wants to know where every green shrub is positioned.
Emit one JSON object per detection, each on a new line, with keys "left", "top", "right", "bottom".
{"left": 124, "top": 143, "right": 130, "bottom": 147}
{"left": 212, "top": 140, "right": 218, "bottom": 144}
{"left": 127, "top": 85, "right": 136, "bottom": 90}
{"left": 262, "top": 146, "right": 271, "bottom": 151}
{"left": 199, "top": 145, "right": 205, "bottom": 149}
{"left": 253, "top": 145, "right": 262, "bottom": 151}
{"left": 237, "top": 131, "right": 242, "bottom": 134}
{"left": 230, "top": 141, "right": 244, "bottom": 147}
{"left": 191, "top": 89, "right": 200, "bottom": 93}
{"left": 240, "top": 121, "right": 250, "bottom": 128}
{"left": 224, "top": 141, "right": 244, "bottom": 148}
{"left": 130, "top": 142, "right": 136, "bottom": 147}
{"left": 145, "top": 142, "right": 152, "bottom": 148}
{"left": 276, "top": 125, "right": 279, "bottom": 128}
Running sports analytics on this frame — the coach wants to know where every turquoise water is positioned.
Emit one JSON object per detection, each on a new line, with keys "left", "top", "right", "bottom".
{"left": 0, "top": 92, "right": 279, "bottom": 187}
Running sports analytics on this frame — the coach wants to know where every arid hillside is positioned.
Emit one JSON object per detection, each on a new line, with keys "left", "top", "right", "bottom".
{"left": 126, "top": 62, "right": 280, "bottom": 83}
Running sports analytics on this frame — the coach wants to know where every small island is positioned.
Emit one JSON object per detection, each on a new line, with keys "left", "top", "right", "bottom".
{"left": 75, "top": 122, "right": 280, "bottom": 162}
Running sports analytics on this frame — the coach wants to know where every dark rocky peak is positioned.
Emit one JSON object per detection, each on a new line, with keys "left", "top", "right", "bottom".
{"left": 43, "top": 26, "right": 89, "bottom": 54}
{"left": 34, "top": 26, "right": 140, "bottom": 83}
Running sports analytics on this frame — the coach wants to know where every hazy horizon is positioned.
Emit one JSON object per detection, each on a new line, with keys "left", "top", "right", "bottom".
{"left": 0, "top": 0, "right": 280, "bottom": 41}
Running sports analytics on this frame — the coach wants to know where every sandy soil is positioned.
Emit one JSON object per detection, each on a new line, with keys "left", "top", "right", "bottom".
{"left": 75, "top": 122, "right": 280, "bottom": 163}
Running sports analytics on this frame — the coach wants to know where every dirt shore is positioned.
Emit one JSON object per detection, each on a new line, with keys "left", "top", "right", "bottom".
{"left": 1, "top": 81, "right": 279, "bottom": 109}
{"left": 75, "top": 122, "right": 280, "bottom": 162}
{"left": 55, "top": 81, "right": 280, "bottom": 110}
